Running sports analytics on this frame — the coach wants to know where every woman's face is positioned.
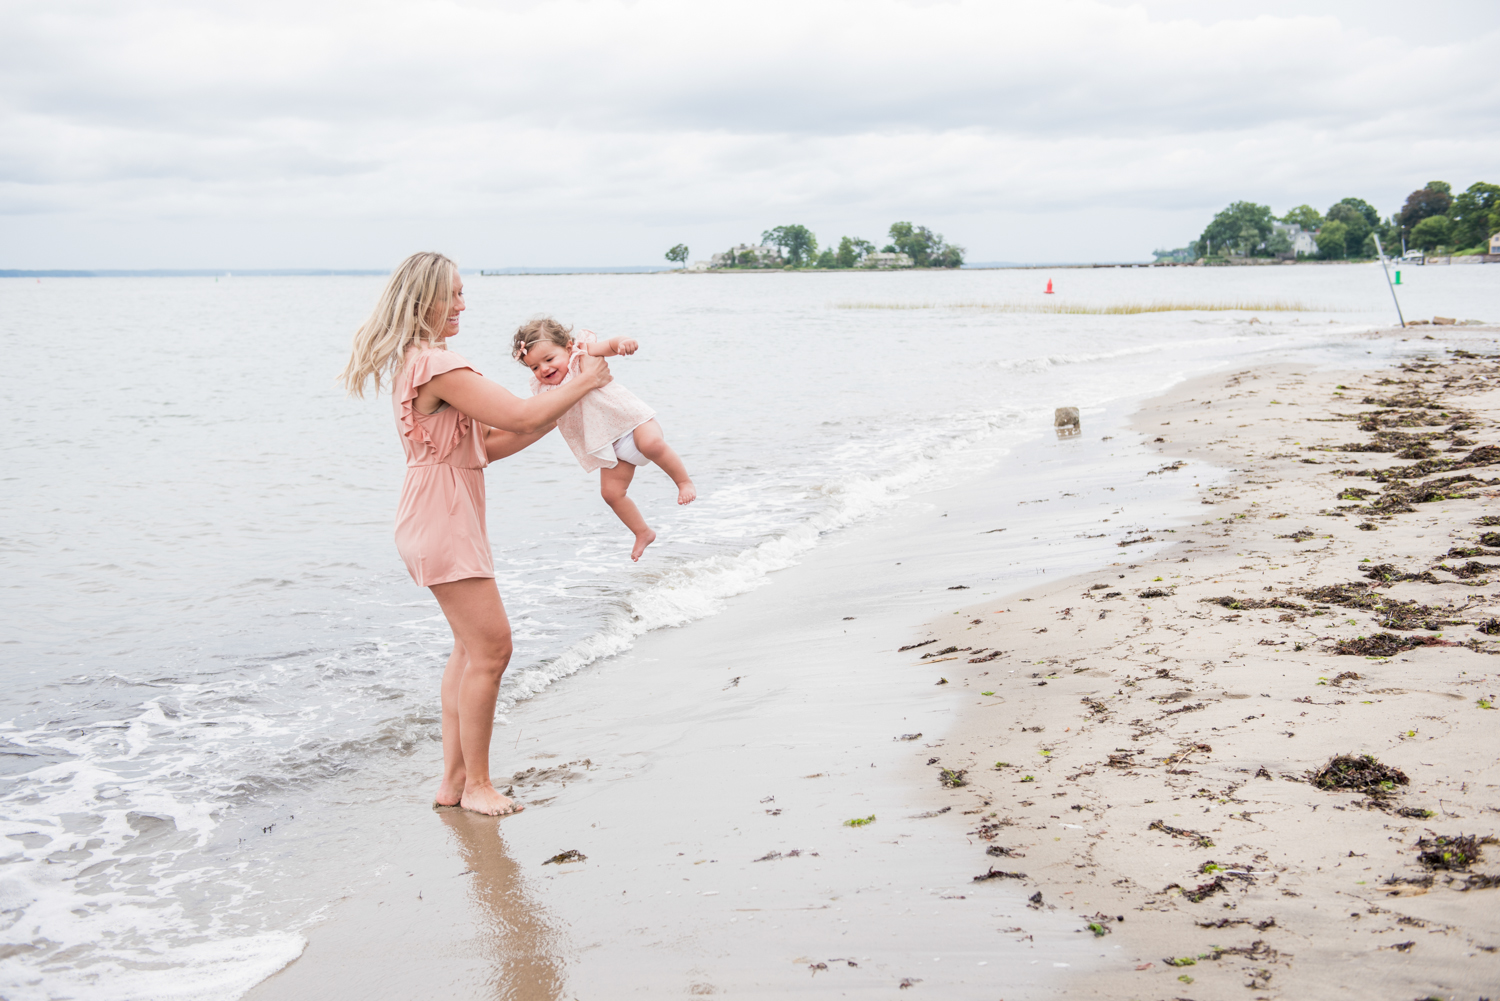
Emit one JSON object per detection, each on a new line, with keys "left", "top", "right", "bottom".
{"left": 438, "top": 272, "right": 465, "bottom": 339}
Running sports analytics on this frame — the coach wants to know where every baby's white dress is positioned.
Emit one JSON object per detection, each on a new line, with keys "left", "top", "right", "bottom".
{"left": 530, "top": 332, "right": 657, "bottom": 472}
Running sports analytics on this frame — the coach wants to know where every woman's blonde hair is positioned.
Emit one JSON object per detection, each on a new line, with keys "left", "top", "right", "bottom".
{"left": 511, "top": 315, "right": 574, "bottom": 362}
{"left": 340, "top": 252, "right": 459, "bottom": 397}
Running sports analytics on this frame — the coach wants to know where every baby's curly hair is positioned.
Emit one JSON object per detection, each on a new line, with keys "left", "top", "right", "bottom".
{"left": 512, "top": 316, "right": 574, "bottom": 362}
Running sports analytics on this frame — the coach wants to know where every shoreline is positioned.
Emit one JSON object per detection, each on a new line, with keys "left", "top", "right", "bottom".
{"left": 909, "top": 327, "right": 1500, "bottom": 997}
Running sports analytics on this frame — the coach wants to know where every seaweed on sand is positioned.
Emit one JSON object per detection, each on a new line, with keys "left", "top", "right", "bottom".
{"left": 1417, "top": 834, "right": 1494, "bottom": 870}
{"left": 1332, "top": 633, "right": 1452, "bottom": 656}
{"left": 1201, "top": 595, "right": 1308, "bottom": 612}
{"left": 938, "top": 768, "right": 968, "bottom": 788}
{"left": 1149, "top": 819, "right": 1214, "bottom": 848}
{"left": 1309, "top": 754, "right": 1409, "bottom": 796}
{"left": 973, "top": 867, "right": 1027, "bottom": 882}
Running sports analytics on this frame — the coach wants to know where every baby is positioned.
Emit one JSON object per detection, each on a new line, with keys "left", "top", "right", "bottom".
{"left": 512, "top": 317, "right": 696, "bottom": 561}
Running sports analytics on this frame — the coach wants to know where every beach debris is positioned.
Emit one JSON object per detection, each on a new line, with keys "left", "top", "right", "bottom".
{"left": 1417, "top": 833, "right": 1493, "bottom": 870}
{"left": 843, "top": 815, "right": 876, "bottom": 827}
{"left": 1331, "top": 633, "right": 1451, "bottom": 656}
{"left": 895, "top": 732, "right": 923, "bottom": 741}
{"left": 1328, "top": 671, "right": 1362, "bottom": 686}
{"left": 753, "top": 848, "right": 814, "bottom": 862}
{"left": 969, "top": 819, "right": 1011, "bottom": 840}
{"left": 982, "top": 527, "right": 1007, "bottom": 534}
{"left": 986, "top": 845, "right": 1023, "bottom": 858}
{"left": 921, "top": 646, "right": 959, "bottom": 659}
{"left": 1027, "top": 891, "right": 1044, "bottom": 909}
{"left": 1137, "top": 588, "right": 1170, "bottom": 598}
{"left": 1277, "top": 526, "right": 1317, "bottom": 541}
{"left": 1395, "top": 806, "right": 1435, "bottom": 819}
{"left": 898, "top": 639, "right": 937, "bottom": 652}
{"left": 938, "top": 768, "right": 967, "bottom": 788}
{"left": 1309, "top": 754, "right": 1409, "bottom": 796}
{"left": 1054, "top": 406, "right": 1080, "bottom": 428}
{"left": 723, "top": 676, "right": 740, "bottom": 689}
{"left": 910, "top": 807, "right": 952, "bottom": 819}
{"left": 1088, "top": 583, "right": 1109, "bottom": 591}
{"left": 1149, "top": 819, "right": 1214, "bottom": 848}
{"left": 542, "top": 850, "right": 587, "bottom": 865}
{"left": 947, "top": 584, "right": 969, "bottom": 590}
{"left": 1461, "top": 873, "right": 1500, "bottom": 890}
{"left": 1117, "top": 536, "right": 1154, "bottom": 547}
{"left": 973, "top": 867, "right": 1026, "bottom": 882}
{"left": 968, "top": 650, "right": 1003, "bottom": 663}
{"left": 1357, "top": 521, "right": 1378, "bottom": 530}
{"left": 808, "top": 962, "right": 827, "bottom": 975}
{"left": 1147, "top": 461, "right": 1185, "bottom": 475}
{"left": 898, "top": 978, "right": 921, "bottom": 989}
{"left": 1201, "top": 594, "right": 1307, "bottom": 612}
{"left": 1198, "top": 916, "right": 1276, "bottom": 930}
{"left": 935, "top": 677, "right": 948, "bottom": 685}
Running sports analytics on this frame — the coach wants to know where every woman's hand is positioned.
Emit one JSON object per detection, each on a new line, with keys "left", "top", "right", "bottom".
{"left": 576, "top": 352, "right": 613, "bottom": 390}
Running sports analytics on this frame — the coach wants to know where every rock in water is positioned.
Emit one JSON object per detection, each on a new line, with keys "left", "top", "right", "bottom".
{"left": 1054, "top": 406, "right": 1081, "bottom": 438}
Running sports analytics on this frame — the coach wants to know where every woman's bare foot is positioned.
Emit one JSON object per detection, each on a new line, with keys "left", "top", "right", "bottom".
{"left": 631, "top": 527, "right": 657, "bottom": 561}
{"left": 676, "top": 480, "right": 697, "bottom": 505}
{"left": 433, "top": 777, "right": 465, "bottom": 808}
{"left": 460, "top": 782, "right": 524, "bottom": 817}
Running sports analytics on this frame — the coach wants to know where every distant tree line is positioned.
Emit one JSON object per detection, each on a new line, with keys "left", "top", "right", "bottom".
{"left": 1163, "top": 180, "right": 1500, "bottom": 263}
{"left": 666, "top": 222, "right": 964, "bottom": 269}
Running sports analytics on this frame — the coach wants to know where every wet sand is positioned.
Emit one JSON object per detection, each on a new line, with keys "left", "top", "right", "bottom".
{"left": 912, "top": 330, "right": 1500, "bottom": 999}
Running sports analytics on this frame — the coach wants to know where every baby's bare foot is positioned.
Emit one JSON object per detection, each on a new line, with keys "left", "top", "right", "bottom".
{"left": 676, "top": 480, "right": 697, "bottom": 505}
{"left": 460, "top": 783, "right": 524, "bottom": 817}
{"left": 631, "top": 528, "right": 657, "bottom": 561}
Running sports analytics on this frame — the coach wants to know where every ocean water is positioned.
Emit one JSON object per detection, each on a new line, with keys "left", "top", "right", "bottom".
{"left": 0, "top": 263, "right": 1495, "bottom": 998}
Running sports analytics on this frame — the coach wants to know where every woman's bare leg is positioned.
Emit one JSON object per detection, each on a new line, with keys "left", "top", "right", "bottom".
{"left": 428, "top": 576, "right": 523, "bottom": 817}
{"left": 631, "top": 420, "right": 696, "bottom": 504}
{"left": 433, "top": 637, "right": 468, "bottom": 807}
{"left": 600, "top": 462, "right": 656, "bottom": 561}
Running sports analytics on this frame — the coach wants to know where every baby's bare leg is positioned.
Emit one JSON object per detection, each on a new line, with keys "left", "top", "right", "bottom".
{"left": 631, "top": 420, "right": 696, "bottom": 504}
{"left": 600, "top": 462, "right": 656, "bottom": 561}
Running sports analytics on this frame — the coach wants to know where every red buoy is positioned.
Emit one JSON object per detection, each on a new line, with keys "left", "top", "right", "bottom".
{"left": 1044, "top": 279, "right": 1054, "bottom": 294}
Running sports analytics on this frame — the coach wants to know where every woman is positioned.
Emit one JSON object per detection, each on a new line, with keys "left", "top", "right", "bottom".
{"left": 341, "top": 252, "right": 611, "bottom": 816}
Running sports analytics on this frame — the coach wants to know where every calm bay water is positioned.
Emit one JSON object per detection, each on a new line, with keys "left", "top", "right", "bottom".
{"left": 0, "top": 263, "right": 1494, "bottom": 998}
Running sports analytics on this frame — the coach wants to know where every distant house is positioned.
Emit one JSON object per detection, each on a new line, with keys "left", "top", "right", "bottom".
{"left": 860, "top": 251, "right": 915, "bottom": 269}
{"left": 710, "top": 244, "right": 781, "bottom": 268}
{"left": 1274, "top": 222, "right": 1317, "bottom": 258}
{"left": 1491, "top": 232, "right": 1500, "bottom": 255}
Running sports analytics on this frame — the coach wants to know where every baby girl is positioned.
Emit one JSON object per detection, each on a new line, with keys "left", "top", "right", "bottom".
{"left": 512, "top": 317, "right": 696, "bottom": 561}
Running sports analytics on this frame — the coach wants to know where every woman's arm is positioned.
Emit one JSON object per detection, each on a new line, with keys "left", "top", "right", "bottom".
{"left": 484, "top": 423, "right": 555, "bottom": 461}
{"left": 425, "top": 354, "right": 611, "bottom": 434}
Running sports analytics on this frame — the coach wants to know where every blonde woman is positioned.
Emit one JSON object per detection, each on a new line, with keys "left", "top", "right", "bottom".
{"left": 342, "top": 252, "right": 611, "bottom": 816}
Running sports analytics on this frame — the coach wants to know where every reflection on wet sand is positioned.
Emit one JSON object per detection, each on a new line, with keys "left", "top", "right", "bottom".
{"left": 437, "top": 809, "right": 567, "bottom": 1001}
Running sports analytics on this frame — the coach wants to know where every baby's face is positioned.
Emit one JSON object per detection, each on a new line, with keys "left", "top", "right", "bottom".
{"left": 523, "top": 340, "right": 572, "bottom": 385}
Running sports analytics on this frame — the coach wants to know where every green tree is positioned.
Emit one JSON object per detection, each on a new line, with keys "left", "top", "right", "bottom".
{"left": 835, "top": 236, "right": 875, "bottom": 268}
{"left": 1195, "top": 201, "right": 1275, "bottom": 257}
{"left": 1281, "top": 205, "right": 1324, "bottom": 231}
{"left": 665, "top": 243, "right": 689, "bottom": 265}
{"left": 1266, "top": 229, "right": 1293, "bottom": 256}
{"left": 1325, "top": 200, "right": 1373, "bottom": 258}
{"left": 887, "top": 222, "right": 964, "bottom": 267}
{"left": 1398, "top": 181, "right": 1453, "bottom": 236}
{"left": 1410, "top": 214, "right": 1452, "bottom": 251}
{"left": 761, "top": 225, "right": 818, "bottom": 267}
{"left": 1449, "top": 182, "right": 1500, "bottom": 249}
{"left": 1316, "top": 220, "right": 1348, "bottom": 259}
{"left": 813, "top": 248, "right": 837, "bottom": 268}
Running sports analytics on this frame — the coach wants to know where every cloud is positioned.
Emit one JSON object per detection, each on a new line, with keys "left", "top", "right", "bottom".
{"left": 1, "top": 0, "right": 1497, "bottom": 266}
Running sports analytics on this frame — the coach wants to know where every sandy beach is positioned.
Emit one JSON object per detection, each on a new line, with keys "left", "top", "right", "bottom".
{"left": 911, "top": 329, "right": 1500, "bottom": 999}
{"left": 235, "top": 323, "right": 1498, "bottom": 1000}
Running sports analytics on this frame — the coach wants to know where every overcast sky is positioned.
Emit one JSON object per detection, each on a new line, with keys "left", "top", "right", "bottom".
{"left": 3, "top": 0, "right": 1497, "bottom": 268}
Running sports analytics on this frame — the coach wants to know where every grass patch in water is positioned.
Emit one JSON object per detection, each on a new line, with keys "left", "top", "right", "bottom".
{"left": 831, "top": 299, "right": 1326, "bottom": 314}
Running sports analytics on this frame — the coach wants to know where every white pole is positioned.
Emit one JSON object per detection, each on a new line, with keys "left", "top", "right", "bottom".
{"left": 1372, "top": 234, "right": 1406, "bottom": 328}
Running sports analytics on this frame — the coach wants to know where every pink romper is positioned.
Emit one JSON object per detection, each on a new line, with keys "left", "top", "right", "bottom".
{"left": 392, "top": 346, "right": 494, "bottom": 587}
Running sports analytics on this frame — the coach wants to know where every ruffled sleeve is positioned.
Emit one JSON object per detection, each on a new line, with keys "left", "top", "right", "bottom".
{"left": 398, "top": 349, "right": 480, "bottom": 461}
